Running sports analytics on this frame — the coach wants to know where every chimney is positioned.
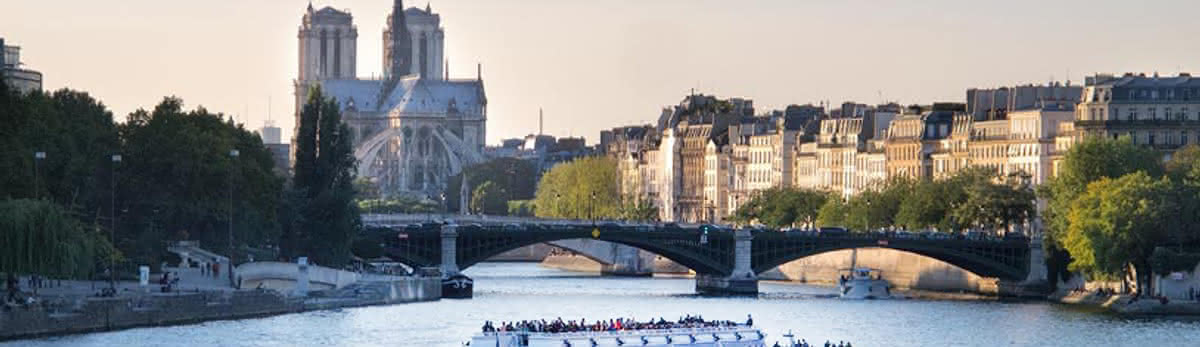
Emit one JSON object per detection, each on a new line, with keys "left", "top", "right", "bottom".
{"left": 477, "top": 63, "right": 482, "bottom": 81}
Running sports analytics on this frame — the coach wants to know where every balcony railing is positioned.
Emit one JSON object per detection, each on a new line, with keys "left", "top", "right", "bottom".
{"left": 1075, "top": 119, "right": 1200, "bottom": 127}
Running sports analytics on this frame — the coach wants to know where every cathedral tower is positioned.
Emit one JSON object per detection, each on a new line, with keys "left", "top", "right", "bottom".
{"left": 382, "top": 0, "right": 413, "bottom": 81}
{"left": 297, "top": 4, "right": 357, "bottom": 82}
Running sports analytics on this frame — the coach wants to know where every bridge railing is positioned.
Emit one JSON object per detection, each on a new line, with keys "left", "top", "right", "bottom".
{"left": 366, "top": 213, "right": 1029, "bottom": 244}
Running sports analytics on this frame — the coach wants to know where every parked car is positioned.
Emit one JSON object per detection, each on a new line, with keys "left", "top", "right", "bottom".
{"left": 598, "top": 222, "right": 623, "bottom": 230}
{"left": 503, "top": 223, "right": 525, "bottom": 231}
{"left": 818, "top": 227, "right": 849, "bottom": 237}
{"left": 661, "top": 222, "right": 683, "bottom": 232}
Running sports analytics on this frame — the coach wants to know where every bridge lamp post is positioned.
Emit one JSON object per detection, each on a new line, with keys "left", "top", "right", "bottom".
{"left": 109, "top": 154, "right": 121, "bottom": 291}
{"left": 589, "top": 191, "right": 596, "bottom": 224}
{"left": 228, "top": 149, "right": 239, "bottom": 288}
{"left": 554, "top": 193, "right": 561, "bottom": 218}
{"left": 33, "top": 151, "right": 45, "bottom": 199}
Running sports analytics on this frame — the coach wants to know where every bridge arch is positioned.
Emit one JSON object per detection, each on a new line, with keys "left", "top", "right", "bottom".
{"left": 456, "top": 234, "right": 731, "bottom": 276}
{"left": 750, "top": 235, "right": 1029, "bottom": 280}
{"left": 378, "top": 227, "right": 737, "bottom": 277}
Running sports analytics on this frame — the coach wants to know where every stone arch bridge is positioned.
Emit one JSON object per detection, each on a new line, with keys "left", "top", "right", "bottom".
{"left": 368, "top": 220, "right": 1036, "bottom": 296}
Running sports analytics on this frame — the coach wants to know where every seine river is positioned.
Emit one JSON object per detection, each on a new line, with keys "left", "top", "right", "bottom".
{"left": 10, "top": 263, "right": 1200, "bottom": 346}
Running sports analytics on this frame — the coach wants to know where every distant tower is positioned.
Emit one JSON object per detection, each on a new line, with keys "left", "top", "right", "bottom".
{"left": 383, "top": 1, "right": 444, "bottom": 80}
{"left": 295, "top": 3, "right": 357, "bottom": 163}
{"left": 260, "top": 120, "right": 282, "bottom": 145}
{"left": 539, "top": 108, "right": 544, "bottom": 136}
{"left": 297, "top": 4, "right": 357, "bottom": 82}
{"left": 382, "top": 0, "right": 413, "bottom": 80}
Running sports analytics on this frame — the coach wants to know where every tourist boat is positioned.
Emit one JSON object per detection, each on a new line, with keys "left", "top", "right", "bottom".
{"left": 837, "top": 267, "right": 890, "bottom": 300}
{"left": 469, "top": 327, "right": 765, "bottom": 347}
{"left": 443, "top": 273, "right": 473, "bottom": 299}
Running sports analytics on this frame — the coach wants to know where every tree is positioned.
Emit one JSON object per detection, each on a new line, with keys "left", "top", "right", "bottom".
{"left": 1041, "top": 136, "right": 1162, "bottom": 248}
{"left": 282, "top": 87, "right": 360, "bottom": 266}
{"left": 618, "top": 198, "right": 659, "bottom": 222}
{"left": 815, "top": 196, "right": 848, "bottom": 227}
{"left": 446, "top": 157, "right": 538, "bottom": 213}
{"left": 730, "top": 187, "right": 828, "bottom": 228}
{"left": 118, "top": 97, "right": 283, "bottom": 266}
{"left": 952, "top": 172, "right": 1035, "bottom": 233}
{"left": 470, "top": 181, "right": 508, "bottom": 215}
{"left": 0, "top": 84, "right": 119, "bottom": 217}
{"left": 0, "top": 199, "right": 118, "bottom": 286}
{"left": 844, "top": 178, "right": 912, "bottom": 232}
{"left": 1038, "top": 136, "right": 1162, "bottom": 286}
{"left": 894, "top": 168, "right": 993, "bottom": 231}
{"left": 533, "top": 156, "right": 621, "bottom": 220}
{"left": 507, "top": 200, "right": 536, "bottom": 217}
{"left": 1064, "top": 172, "right": 1171, "bottom": 291}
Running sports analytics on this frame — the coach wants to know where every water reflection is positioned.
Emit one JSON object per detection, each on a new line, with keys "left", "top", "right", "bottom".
{"left": 11, "top": 262, "right": 1200, "bottom": 347}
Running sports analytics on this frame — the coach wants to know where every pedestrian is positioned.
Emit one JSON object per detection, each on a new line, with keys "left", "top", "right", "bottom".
{"left": 213, "top": 263, "right": 220, "bottom": 278}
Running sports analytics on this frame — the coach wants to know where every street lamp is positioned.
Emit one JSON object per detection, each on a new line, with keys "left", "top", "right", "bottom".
{"left": 109, "top": 154, "right": 121, "bottom": 291}
{"left": 554, "top": 193, "right": 561, "bottom": 218}
{"left": 33, "top": 151, "right": 45, "bottom": 199}
{"left": 589, "top": 191, "right": 597, "bottom": 224}
{"left": 228, "top": 149, "right": 239, "bottom": 288}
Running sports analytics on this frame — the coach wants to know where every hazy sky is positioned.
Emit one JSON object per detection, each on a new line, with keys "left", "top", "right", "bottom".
{"left": 4, "top": 0, "right": 1198, "bottom": 144}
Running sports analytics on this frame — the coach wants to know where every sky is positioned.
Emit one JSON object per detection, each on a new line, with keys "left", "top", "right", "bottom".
{"left": 4, "top": 0, "right": 1199, "bottom": 145}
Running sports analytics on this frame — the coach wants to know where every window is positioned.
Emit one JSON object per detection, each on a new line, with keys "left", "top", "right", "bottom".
{"left": 1184, "top": 131, "right": 1190, "bottom": 145}
{"left": 1166, "top": 108, "right": 1173, "bottom": 121}
{"left": 1129, "top": 108, "right": 1139, "bottom": 120}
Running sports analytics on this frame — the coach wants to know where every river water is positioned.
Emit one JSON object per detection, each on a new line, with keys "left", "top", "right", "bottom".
{"left": 10, "top": 262, "right": 1200, "bottom": 347}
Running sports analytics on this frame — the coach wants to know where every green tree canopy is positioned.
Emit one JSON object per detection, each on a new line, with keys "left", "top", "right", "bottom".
{"left": 470, "top": 181, "right": 508, "bottom": 215}
{"left": 1064, "top": 172, "right": 1171, "bottom": 289}
{"left": 731, "top": 187, "right": 828, "bottom": 228}
{"left": 0, "top": 84, "right": 119, "bottom": 216}
{"left": 282, "top": 87, "right": 360, "bottom": 266}
{"left": 815, "top": 196, "right": 848, "bottom": 227}
{"left": 1040, "top": 136, "right": 1162, "bottom": 247}
{"left": 533, "top": 156, "right": 624, "bottom": 220}
{"left": 0, "top": 199, "right": 118, "bottom": 281}
{"left": 118, "top": 97, "right": 283, "bottom": 266}
{"left": 446, "top": 157, "right": 538, "bottom": 212}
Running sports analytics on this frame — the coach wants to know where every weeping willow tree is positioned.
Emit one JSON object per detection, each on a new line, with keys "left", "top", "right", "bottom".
{"left": 0, "top": 199, "right": 118, "bottom": 285}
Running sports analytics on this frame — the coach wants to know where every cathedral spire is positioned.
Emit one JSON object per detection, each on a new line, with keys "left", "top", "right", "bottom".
{"left": 385, "top": 0, "right": 413, "bottom": 81}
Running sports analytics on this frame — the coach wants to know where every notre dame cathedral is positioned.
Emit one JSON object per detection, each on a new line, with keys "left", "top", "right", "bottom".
{"left": 294, "top": 1, "right": 487, "bottom": 199}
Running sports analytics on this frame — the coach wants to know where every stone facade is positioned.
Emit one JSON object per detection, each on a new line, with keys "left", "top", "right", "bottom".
{"left": 293, "top": 1, "right": 486, "bottom": 198}
{"left": 1073, "top": 73, "right": 1200, "bottom": 153}
{"left": 597, "top": 75, "right": 1196, "bottom": 223}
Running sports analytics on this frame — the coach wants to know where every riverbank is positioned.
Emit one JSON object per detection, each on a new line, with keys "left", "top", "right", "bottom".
{"left": 1049, "top": 289, "right": 1200, "bottom": 317}
{"left": 0, "top": 277, "right": 440, "bottom": 341}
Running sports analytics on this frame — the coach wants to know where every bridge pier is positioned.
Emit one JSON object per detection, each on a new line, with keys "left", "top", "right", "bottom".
{"left": 441, "top": 224, "right": 473, "bottom": 299}
{"left": 999, "top": 231, "right": 1051, "bottom": 298}
{"left": 695, "top": 229, "right": 758, "bottom": 296}
{"left": 600, "top": 245, "right": 654, "bottom": 277}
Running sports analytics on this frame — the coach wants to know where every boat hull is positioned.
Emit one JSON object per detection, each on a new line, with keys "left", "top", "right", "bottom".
{"left": 442, "top": 274, "right": 473, "bottom": 299}
{"left": 839, "top": 279, "right": 891, "bottom": 300}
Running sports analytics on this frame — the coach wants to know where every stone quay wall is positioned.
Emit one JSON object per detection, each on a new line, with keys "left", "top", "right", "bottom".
{"left": 0, "top": 277, "right": 440, "bottom": 341}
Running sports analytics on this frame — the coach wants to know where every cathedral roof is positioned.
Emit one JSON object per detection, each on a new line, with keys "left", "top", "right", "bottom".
{"left": 318, "top": 77, "right": 485, "bottom": 117}
{"left": 383, "top": 77, "right": 485, "bottom": 116}
{"left": 320, "top": 79, "right": 385, "bottom": 112}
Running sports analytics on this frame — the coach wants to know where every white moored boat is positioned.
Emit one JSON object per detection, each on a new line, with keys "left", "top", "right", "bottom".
{"left": 836, "top": 248, "right": 891, "bottom": 300}
{"left": 837, "top": 267, "right": 891, "bottom": 300}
